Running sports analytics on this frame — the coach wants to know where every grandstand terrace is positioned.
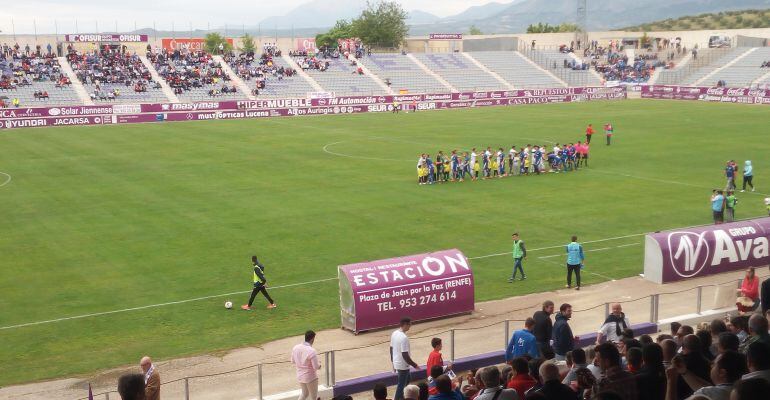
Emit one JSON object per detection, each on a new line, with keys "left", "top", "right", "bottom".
{"left": 293, "top": 55, "right": 385, "bottom": 96}
{"left": 412, "top": 53, "right": 501, "bottom": 91}
{"left": 225, "top": 52, "right": 314, "bottom": 99}
{"left": 68, "top": 49, "right": 167, "bottom": 104}
{"left": 0, "top": 53, "right": 80, "bottom": 107}
{"left": 469, "top": 51, "right": 564, "bottom": 88}
{"left": 364, "top": 53, "right": 447, "bottom": 94}
{"left": 148, "top": 49, "right": 247, "bottom": 102}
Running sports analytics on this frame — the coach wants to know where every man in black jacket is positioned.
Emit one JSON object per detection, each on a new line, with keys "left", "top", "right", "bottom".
{"left": 552, "top": 303, "right": 577, "bottom": 361}
{"left": 761, "top": 267, "right": 770, "bottom": 316}
{"left": 242, "top": 255, "right": 277, "bottom": 310}
{"left": 532, "top": 300, "right": 555, "bottom": 356}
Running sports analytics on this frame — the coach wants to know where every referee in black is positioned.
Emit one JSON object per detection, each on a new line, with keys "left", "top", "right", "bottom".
{"left": 242, "top": 255, "right": 277, "bottom": 310}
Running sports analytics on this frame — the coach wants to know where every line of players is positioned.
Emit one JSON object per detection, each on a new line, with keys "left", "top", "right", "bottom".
{"left": 417, "top": 142, "right": 590, "bottom": 184}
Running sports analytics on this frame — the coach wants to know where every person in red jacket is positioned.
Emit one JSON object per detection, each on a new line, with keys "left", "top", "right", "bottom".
{"left": 507, "top": 357, "right": 537, "bottom": 398}
{"left": 426, "top": 337, "right": 452, "bottom": 378}
{"left": 737, "top": 267, "right": 760, "bottom": 313}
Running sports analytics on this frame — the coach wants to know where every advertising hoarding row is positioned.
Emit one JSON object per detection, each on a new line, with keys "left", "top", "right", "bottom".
{"left": 0, "top": 87, "right": 627, "bottom": 129}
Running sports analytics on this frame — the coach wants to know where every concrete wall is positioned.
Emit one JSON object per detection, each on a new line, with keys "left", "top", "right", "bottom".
{"left": 462, "top": 37, "right": 519, "bottom": 52}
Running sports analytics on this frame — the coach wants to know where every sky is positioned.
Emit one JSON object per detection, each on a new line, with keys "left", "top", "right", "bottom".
{"left": 0, "top": 0, "right": 510, "bottom": 34}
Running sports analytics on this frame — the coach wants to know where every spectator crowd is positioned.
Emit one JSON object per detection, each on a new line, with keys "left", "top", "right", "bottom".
{"left": 113, "top": 267, "right": 770, "bottom": 400}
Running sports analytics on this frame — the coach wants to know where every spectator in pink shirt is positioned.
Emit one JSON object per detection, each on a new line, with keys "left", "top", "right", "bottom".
{"left": 291, "top": 330, "right": 321, "bottom": 400}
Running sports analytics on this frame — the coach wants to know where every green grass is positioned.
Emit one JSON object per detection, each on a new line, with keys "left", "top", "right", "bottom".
{"left": 0, "top": 99, "right": 768, "bottom": 386}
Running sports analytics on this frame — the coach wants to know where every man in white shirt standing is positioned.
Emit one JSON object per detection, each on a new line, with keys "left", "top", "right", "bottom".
{"left": 391, "top": 317, "right": 419, "bottom": 400}
{"left": 291, "top": 330, "right": 321, "bottom": 400}
{"left": 596, "top": 303, "right": 630, "bottom": 345}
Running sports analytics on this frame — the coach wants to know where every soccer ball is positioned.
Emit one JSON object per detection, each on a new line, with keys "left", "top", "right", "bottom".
{"left": 224, "top": 301, "right": 233, "bottom": 309}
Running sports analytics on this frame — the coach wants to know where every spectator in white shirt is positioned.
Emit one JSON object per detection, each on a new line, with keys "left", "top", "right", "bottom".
{"left": 391, "top": 317, "right": 419, "bottom": 400}
{"left": 291, "top": 330, "right": 321, "bottom": 400}
{"left": 596, "top": 303, "right": 630, "bottom": 345}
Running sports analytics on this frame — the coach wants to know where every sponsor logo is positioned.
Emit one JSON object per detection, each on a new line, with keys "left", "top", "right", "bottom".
{"left": 667, "top": 226, "right": 770, "bottom": 278}
{"left": 668, "top": 231, "right": 710, "bottom": 278}
{"left": 48, "top": 108, "right": 62, "bottom": 116}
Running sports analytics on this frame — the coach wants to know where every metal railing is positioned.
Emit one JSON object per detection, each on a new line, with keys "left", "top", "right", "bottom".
{"left": 77, "top": 271, "right": 766, "bottom": 400}
{"left": 655, "top": 47, "right": 736, "bottom": 84}
{"left": 517, "top": 47, "right": 595, "bottom": 87}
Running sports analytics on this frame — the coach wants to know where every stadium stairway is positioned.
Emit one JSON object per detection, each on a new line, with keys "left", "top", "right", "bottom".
{"left": 348, "top": 54, "right": 395, "bottom": 95}
{"left": 514, "top": 51, "right": 568, "bottom": 87}
{"left": 406, "top": 53, "right": 457, "bottom": 92}
{"left": 57, "top": 57, "right": 94, "bottom": 105}
{"left": 139, "top": 55, "right": 180, "bottom": 103}
{"left": 461, "top": 53, "right": 515, "bottom": 90}
{"left": 213, "top": 55, "right": 256, "bottom": 100}
{"left": 753, "top": 68, "right": 770, "bottom": 86}
{"left": 281, "top": 53, "right": 325, "bottom": 93}
{"left": 694, "top": 47, "right": 756, "bottom": 86}
{"left": 566, "top": 52, "right": 604, "bottom": 85}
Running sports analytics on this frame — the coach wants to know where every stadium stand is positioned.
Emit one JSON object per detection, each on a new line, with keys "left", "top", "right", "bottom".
{"left": 68, "top": 49, "right": 167, "bottom": 104}
{"left": 704, "top": 47, "right": 770, "bottom": 88}
{"left": 412, "top": 53, "right": 502, "bottom": 91}
{"left": 293, "top": 55, "right": 386, "bottom": 96}
{"left": 0, "top": 53, "right": 81, "bottom": 107}
{"left": 148, "top": 49, "right": 247, "bottom": 102}
{"left": 681, "top": 47, "right": 750, "bottom": 86}
{"left": 364, "top": 53, "right": 446, "bottom": 94}
{"left": 468, "top": 51, "right": 564, "bottom": 88}
{"left": 526, "top": 49, "right": 602, "bottom": 86}
{"left": 224, "top": 51, "right": 313, "bottom": 99}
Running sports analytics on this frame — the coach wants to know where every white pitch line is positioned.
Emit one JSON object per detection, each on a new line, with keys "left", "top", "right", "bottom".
{"left": 322, "top": 140, "right": 411, "bottom": 162}
{"left": 0, "top": 171, "right": 11, "bottom": 188}
{"left": 0, "top": 277, "right": 337, "bottom": 331}
{"left": 468, "top": 232, "right": 644, "bottom": 260}
{"left": 588, "top": 169, "right": 770, "bottom": 197}
{"left": 1, "top": 215, "right": 764, "bottom": 331}
{"left": 537, "top": 257, "right": 617, "bottom": 281}
{"left": 537, "top": 243, "right": 640, "bottom": 260}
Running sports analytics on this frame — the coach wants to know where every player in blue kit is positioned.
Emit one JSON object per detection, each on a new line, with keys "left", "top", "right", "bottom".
{"left": 533, "top": 146, "right": 543, "bottom": 175}
{"left": 497, "top": 148, "right": 506, "bottom": 177}
{"left": 426, "top": 156, "right": 435, "bottom": 185}
{"left": 450, "top": 150, "right": 459, "bottom": 181}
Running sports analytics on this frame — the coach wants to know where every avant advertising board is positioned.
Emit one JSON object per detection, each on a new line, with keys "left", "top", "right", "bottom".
{"left": 644, "top": 217, "right": 770, "bottom": 284}
{"left": 338, "top": 249, "right": 474, "bottom": 333}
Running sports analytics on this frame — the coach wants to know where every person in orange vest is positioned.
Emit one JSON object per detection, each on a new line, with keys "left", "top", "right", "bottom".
{"left": 585, "top": 124, "right": 594, "bottom": 144}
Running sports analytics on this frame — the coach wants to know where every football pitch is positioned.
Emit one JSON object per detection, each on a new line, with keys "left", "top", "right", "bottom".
{"left": 0, "top": 99, "right": 768, "bottom": 386}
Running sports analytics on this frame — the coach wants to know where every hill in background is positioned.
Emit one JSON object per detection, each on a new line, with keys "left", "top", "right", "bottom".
{"left": 622, "top": 8, "right": 770, "bottom": 31}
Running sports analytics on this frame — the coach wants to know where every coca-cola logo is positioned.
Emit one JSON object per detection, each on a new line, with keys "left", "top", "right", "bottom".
{"left": 726, "top": 88, "right": 745, "bottom": 96}
{"left": 668, "top": 231, "right": 710, "bottom": 278}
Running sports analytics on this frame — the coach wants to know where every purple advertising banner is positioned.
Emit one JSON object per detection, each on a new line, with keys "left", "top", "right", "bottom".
{"left": 429, "top": 34, "right": 463, "bottom": 40}
{"left": 64, "top": 34, "right": 149, "bottom": 42}
{"left": 0, "top": 87, "right": 627, "bottom": 130}
{"left": 644, "top": 217, "right": 770, "bottom": 284}
{"left": 338, "top": 249, "right": 474, "bottom": 332}
{"left": 641, "top": 85, "right": 770, "bottom": 105}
